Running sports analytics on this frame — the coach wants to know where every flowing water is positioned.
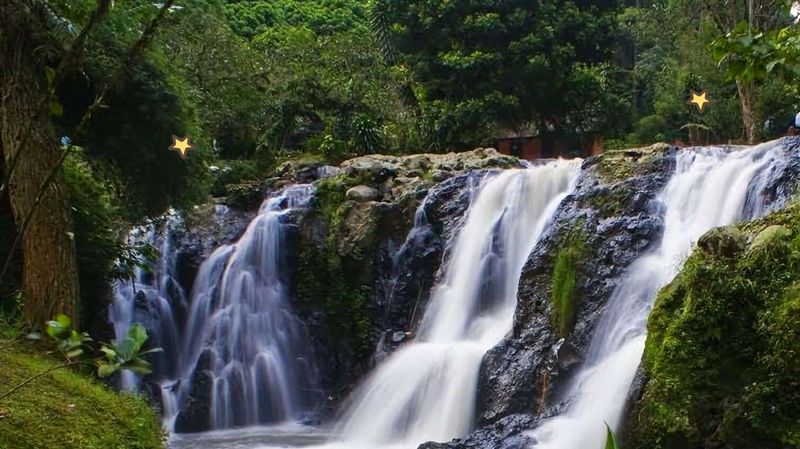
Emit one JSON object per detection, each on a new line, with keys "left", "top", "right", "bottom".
{"left": 529, "top": 143, "right": 787, "bottom": 449}
{"left": 112, "top": 186, "right": 320, "bottom": 432}
{"left": 170, "top": 184, "right": 320, "bottom": 429}
{"left": 289, "top": 161, "right": 580, "bottom": 449}
{"left": 110, "top": 213, "right": 185, "bottom": 392}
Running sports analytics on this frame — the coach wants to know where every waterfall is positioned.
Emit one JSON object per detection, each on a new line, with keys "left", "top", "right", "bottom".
{"left": 171, "top": 184, "right": 319, "bottom": 430}
{"left": 324, "top": 161, "right": 581, "bottom": 449}
{"left": 529, "top": 143, "right": 787, "bottom": 449}
{"left": 111, "top": 185, "right": 320, "bottom": 432}
{"left": 110, "top": 213, "right": 185, "bottom": 392}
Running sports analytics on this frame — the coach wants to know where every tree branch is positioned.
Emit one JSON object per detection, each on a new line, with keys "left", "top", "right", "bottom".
{"left": 0, "top": 360, "right": 91, "bottom": 403}
{"left": 0, "top": 0, "right": 176, "bottom": 287}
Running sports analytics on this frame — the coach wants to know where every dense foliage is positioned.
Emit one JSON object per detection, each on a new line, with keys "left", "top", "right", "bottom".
{"left": 384, "top": 0, "right": 626, "bottom": 148}
{"left": 615, "top": 0, "right": 800, "bottom": 146}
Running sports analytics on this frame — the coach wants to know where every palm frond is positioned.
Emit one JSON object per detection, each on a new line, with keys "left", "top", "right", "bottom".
{"left": 370, "top": 0, "right": 397, "bottom": 64}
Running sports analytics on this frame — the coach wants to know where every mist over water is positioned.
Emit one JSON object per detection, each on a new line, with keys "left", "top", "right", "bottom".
{"left": 529, "top": 143, "right": 787, "bottom": 449}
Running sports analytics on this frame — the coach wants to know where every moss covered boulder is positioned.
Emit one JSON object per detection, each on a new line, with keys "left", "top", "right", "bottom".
{"left": 627, "top": 204, "right": 800, "bottom": 449}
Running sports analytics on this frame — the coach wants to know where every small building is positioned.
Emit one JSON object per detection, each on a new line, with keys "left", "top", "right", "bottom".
{"left": 496, "top": 135, "right": 603, "bottom": 161}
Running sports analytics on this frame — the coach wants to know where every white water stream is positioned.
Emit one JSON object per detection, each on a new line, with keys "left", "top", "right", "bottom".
{"left": 529, "top": 143, "right": 786, "bottom": 449}
{"left": 279, "top": 161, "right": 580, "bottom": 449}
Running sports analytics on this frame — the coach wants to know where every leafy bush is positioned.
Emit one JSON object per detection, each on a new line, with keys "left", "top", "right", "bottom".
{"left": 209, "top": 159, "right": 263, "bottom": 197}
{"left": 634, "top": 114, "right": 669, "bottom": 143}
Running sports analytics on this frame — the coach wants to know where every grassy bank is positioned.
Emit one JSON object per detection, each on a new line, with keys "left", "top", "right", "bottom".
{"left": 0, "top": 339, "right": 165, "bottom": 449}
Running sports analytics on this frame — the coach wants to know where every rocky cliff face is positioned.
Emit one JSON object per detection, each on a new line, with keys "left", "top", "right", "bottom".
{"left": 286, "top": 149, "right": 522, "bottom": 404}
{"left": 477, "top": 144, "right": 676, "bottom": 428}
{"left": 139, "top": 138, "right": 800, "bottom": 440}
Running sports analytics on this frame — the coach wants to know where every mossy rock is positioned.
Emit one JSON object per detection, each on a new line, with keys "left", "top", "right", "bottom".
{"left": 696, "top": 225, "right": 747, "bottom": 259}
{"left": 596, "top": 143, "right": 671, "bottom": 184}
{"left": 630, "top": 207, "right": 800, "bottom": 449}
{"left": 748, "top": 224, "right": 791, "bottom": 253}
{"left": 550, "top": 228, "right": 587, "bottom": 337}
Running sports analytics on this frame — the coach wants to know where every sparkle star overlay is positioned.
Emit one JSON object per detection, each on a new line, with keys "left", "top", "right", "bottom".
{"left": 688, "top": 91, "right": 710, "bottom": 113}
{"left": 169, "top": 135, "right": 193, "bottom": 159}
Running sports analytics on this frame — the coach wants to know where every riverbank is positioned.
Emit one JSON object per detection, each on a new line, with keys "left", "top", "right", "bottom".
{"left": 0, "top": 338, "right": 165, "bottom": 449}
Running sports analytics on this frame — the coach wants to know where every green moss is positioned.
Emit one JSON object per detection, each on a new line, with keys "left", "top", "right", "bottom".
{"left": 293, "top": 173, "right": 380, "bottom": 366}
{"left": 582, "top": 188, "right": 630, "bottom": 218}
{"left": 293, "top": 240, "right": 373, "bottom": 364}
{"left": 550, "top": 231, "right": 586, "bottom": 337}
{"left": 631, "top": 204, "right": 800, "bottom": 449}
{"left": 596, "top": 143, "right": 669, "bottom": 184}
{"left": 0, "top": 340, "right": 165, "bottom": 449}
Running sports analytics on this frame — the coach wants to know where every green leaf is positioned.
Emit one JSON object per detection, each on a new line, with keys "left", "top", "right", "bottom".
{"left": 55, "top": 314, "right": 71, "bottom": 328}
{"left": 604, "top": 423, "right": 619, "bottom": 449}
{"left": 138, "top": 348, "right": 164, "bottom": 356}
{"left": 116, "top": 339, "right": 135, "bottom": 360}
{"left": 66, "top": 348, "right": 84, "bottom": 359}
{"left": 126, "top": 364, "right": 153, "bottom": 376}
{"left": 127, "top": 324, "right": 149, "bottom": 351}
{"left": 100, "top": 346, "right": 117, "bottom": 359}
{"left": 96, "top": 363, "right": 119, "bottom": 378}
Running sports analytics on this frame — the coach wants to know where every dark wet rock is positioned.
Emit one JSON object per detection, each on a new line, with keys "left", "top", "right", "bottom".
{"left": 477, "top": 147, "right": 677, "bottom": 427}
{"left": 171, "top": 204, "right": 253, "bottom": 293}
{"left": 418, "top": 414, "right": 537, "bottom": 449}
{"left": 378, "top": 171, "right": 490, "bottom": 336}
{"left": 288, "top": 168, "right": 496, "bottom": 406}
{"left": 173, "top": 349, "right": 215, "bottom": 433}
{"left": 742, "top": 136, "right": 800, "bottom": 216}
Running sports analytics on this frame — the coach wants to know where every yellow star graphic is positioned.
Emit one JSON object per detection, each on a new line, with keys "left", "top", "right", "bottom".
{"left": 169, "top": 135, "right": 193, "bottom": 159}
{"left": 688, "top": 91, "right": 710, "bottom": 112}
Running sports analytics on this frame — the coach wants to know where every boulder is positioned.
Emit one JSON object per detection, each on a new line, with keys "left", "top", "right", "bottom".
{"left": 417, "top": 414, "right": 536, "bottom": 449}
{"left": 173, "top": 350, "right": 215, "bottom": 433}
{"left": 749, "top": 224, "right": 791, "bottom": 252}
{"left": 346, "top": 185, "right": 380, "bottom": 202}
{"left": 697, "top": 225, "right": 746, "bottom": 258}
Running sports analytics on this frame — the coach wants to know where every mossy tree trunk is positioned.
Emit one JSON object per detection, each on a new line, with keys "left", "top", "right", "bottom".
{"left": 0, "top": 0, "right": 80, "bottom": 328}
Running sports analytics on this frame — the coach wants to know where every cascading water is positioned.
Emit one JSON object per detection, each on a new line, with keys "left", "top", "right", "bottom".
{"left": 110, "top": 214, "right": 185, "bottom": 392}
{"left": 315, "top": 161, "right": 580, "bottom": 449}
{"left": 111, "top": 185, "right": 320, "bottom": 432}
{"left": 169, "top": 184, "right": 320, "bottom": 430}
{"left": 530, "top": 143, "right": 787, "bottom": 449}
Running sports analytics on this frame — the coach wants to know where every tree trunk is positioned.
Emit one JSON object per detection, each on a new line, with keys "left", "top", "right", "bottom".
{"left": 1, "top": 0, "right": 80, "bottom": 328}
{"left": 736, "top": 79, "right": 757, "bottom": 144}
